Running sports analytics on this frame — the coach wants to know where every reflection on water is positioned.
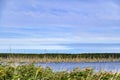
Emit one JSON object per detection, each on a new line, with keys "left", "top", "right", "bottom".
{"left": 35, "top": 62, "right": 120, "bottom": 72}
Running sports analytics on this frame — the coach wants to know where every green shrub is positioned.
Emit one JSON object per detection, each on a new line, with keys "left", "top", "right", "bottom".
{"left": 0, "top": 64, "right": 120, "bottom": 80}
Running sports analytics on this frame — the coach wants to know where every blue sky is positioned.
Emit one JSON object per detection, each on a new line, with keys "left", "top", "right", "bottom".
{"left": 0, "top": 0, "right": 120, "bottom": 53}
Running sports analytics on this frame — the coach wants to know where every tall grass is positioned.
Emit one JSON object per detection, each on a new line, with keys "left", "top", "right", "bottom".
{"left": 0, "top": 64, "right": 120, "bottom": 80}
{"left": 0, "top": 53, "right": 120, "bottom": 62}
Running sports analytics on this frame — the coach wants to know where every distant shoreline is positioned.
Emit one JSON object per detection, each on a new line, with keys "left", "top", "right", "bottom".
{"left": 0, "top": 53, "right": 120, "bottom": 63}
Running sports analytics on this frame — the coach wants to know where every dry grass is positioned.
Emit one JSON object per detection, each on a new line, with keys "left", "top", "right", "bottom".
{"left": 0, "top": 54, "right": 120, "bottom": 63}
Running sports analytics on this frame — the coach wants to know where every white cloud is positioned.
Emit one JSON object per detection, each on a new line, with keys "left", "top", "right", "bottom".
{"left": 0, "top": 0, "right": 120, "bottom": 47}
{"left": 1, "top": 0, "right": 120, "bottom": 27}
{"left": 0, "top": 37, "right": 120, "bottom": 45}
{"left": 0, "top": 45, "right": 72, "bottom": 50}
{"left": 0, "top": 38, "right": 69, "bottom": 45}
{"left": 0, "top": 37, "right": 120, "bottom": 50}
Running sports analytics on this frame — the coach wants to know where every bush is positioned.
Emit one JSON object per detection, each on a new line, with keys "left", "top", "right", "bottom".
{"left": 0, "top": 64, "right": 119, "bottom": 80}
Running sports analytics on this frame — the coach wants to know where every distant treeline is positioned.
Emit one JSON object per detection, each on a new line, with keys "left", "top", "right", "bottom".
{"left": 0, "top": 53, "right": 120, "bottom": 58}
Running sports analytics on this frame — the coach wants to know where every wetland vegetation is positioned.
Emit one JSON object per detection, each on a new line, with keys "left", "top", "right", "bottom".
{"left": 0, "top": 53, "right": 120, "bottom": 63}
{"left": 0, "top": 63, "right": 120, "bottom": 80}
{"left": 0, "top": 53, "right": 120, "bottom": 80}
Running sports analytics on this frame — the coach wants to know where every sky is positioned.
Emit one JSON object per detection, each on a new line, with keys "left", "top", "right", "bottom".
{"left": 0, "top": 0, "right": 120, "bottom": 53}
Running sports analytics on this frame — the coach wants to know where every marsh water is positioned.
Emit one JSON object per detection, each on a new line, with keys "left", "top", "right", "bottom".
{"left": 35, "top": 62, "right": 120, "bottom": 72}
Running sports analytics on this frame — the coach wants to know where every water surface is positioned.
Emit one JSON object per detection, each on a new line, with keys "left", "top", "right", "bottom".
{"left": 35, "top": 62, "right": 120, "bottom": 72}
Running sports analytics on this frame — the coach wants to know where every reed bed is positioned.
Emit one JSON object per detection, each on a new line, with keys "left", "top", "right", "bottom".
{"left": 0, "top": 63, "right": 120, "bottom": 80}
{"left": 1, "top": 57, "right": 120, "bottom": 63}
{"left": 0, "top": 53, "right": 120, "bottom": 63}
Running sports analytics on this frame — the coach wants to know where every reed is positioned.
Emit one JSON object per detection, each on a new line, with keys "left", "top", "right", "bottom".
{"left": 0, "top": 64, "right": 120, "bottom": 80}
{"left": 0, "top": 53, "right": 120, "bottom": 63}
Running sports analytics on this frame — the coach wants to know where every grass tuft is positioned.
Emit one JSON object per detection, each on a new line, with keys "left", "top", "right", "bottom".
{"left": 0, "top": 64, "right": 120, "bottom": 80}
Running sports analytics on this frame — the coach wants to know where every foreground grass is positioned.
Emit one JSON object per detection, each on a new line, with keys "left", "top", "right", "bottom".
{"left": 0, "top": 53, "right": 120, "bottom": 62}
{"left": 0, "top": 64, "right": 120, "bottom": 80}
